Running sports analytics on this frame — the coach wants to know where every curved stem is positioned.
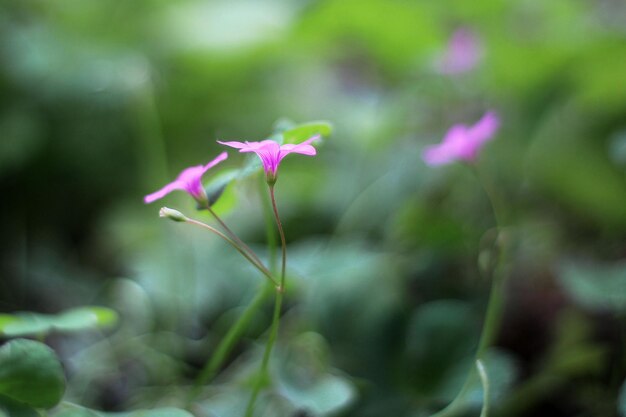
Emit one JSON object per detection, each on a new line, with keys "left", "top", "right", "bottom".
{"left": 244, "top": 185, "right": 287, "bottom": 417}
{"left": 205, "top": 204, "right": 267, "bottom": 270}
{"left": 185, "top": 217, "right": 278, "bottom": 288}
{"left": 187, "top": 284, "right": 272, "bottom": 407}
{"left": 431, "top": 166, "right": 508, "bottom": 417}
{"left": 476, "top": 359, "right": 490, "bottom": 417}
{"left": 476, "top": 263, "right": 505, "bottom": 357}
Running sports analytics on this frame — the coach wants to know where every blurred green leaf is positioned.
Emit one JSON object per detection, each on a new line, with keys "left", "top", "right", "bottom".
{"left": 51, "top": 403, "right": 194, "bottom": 417}
{"left": 282, "top": 121, "right": 333, "bottom": 144}
{"left": 558, "top": 260, "right": 626, "bottom": 312}
{"left": 0, "top": 307, "right": 118, "bottom": 337}
{"left": 276, "top": 332, "right": 356, "bottom": 415}
{"left": 527, "top": 104, "right": 626, "bottom": 229}
{"left": 0, "top": 394, "right": 42, "bottom": 417}
{"left": 405, "top": 300, "right": 478, "bottom": 396}
{"left": 0, "top": 339, "right": 65, "bottom": 408}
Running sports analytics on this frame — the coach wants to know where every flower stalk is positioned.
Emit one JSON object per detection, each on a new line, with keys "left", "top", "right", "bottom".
{"left": 244, "top": 184, "right": 287, "bottom": 416}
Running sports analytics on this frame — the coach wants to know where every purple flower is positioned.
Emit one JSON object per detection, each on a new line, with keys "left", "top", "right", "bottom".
{"left": 422, "top": 111, "right": 500, "bottom": 166}
{"left": 217, "top": 136, "right": 319, "bottom": 183}
{"left": 144, "top": 152, "right": 228, "bottom": 204}
{"left": 437, "top": 28, "right": 483, "bottom": 75}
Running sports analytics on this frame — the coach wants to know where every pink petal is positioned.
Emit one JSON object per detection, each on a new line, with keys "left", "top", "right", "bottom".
{"left": 144, "top": 180, "right": 184, "bottom": 203}
{"left": 280, "top": 135, "right": 319, "bottom": 156}
{"left": 438, "top": 28, "right": 483, "bottom": 75}
{"left": 202, "top": 151, "right": 229, "bottom": 172}
{"left": 469, "top": 111, "right": 499, "bottom": 145}
{"left": 217, "top": 140, "right": 248, "bottom": 149}
{"left": 422, "top": 144, "right": 455, "bottom": 166}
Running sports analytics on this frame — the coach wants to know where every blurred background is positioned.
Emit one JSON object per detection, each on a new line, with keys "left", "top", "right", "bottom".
{"left": 1, "top": 0, "right": 626, "bottom": 416}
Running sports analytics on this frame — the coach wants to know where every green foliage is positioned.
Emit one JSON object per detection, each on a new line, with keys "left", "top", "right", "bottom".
{"left": 0, "top": 307, "right": 118, "bottom": 338}
{"left": 51, "top": 403, "right": 193, "bottom": 417}
{"left": 558, "top": 260, "right": 626, "bottom": 312}
{"left": 282, "top": 121, "right": 333, "bottom": 144}
{"left": 1, "top": 0, "right": 625, "bottom": 415}
{"left": 0, "top": 339, "right": 65, "bottom": 409}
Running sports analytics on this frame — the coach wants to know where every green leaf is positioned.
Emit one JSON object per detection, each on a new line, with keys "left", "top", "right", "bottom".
{"left": 405, "top": 300, "right": 478, "bottom": 396}
{"left": 203, "top": 169, "right": 239, "bottom": 207}
{"left": 0, "top": 394, "right": 42, "bottom": 417}
{"left": 277, "top": 332, "right": 355, "bottom": 415}
{"left": 0, "top": 306, "right": 118, "bottom": 337}
{"left": 0, "top": 339, "right": 65, "bottom": 408}
{"left": 51, "top": 403, "right": 194, "bottom": 417}
{"left": 282, "top": 121, "right": 333, "bottom": 144}
{"left": 557, "top": 260, "right": 626, "bottom": 312}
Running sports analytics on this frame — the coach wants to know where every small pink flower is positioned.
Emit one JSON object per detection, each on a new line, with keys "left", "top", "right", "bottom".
{"left": 144, "top": 152, "right": 228, "bottom": 204}
{"left": 217, "top": 136, "right": 319, "bottom": 183}
{"left": 422, "top": 111, "right": 500, "bottom": 166}
{"left": 437, "top": 28, "right": 483, "bottom": 75}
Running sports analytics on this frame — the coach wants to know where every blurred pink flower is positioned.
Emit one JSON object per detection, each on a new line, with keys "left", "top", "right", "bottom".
{"left": 218, "top": 136, "right": 318, "bottom": 182}
{"left": 144, "top": 152, "right": 228, "bottom": 204}
{"left": 437, "top": 28, "right": 483, "bottom": 75}
{"left": 422, "top": 111, "right": 500, "bottom": 166}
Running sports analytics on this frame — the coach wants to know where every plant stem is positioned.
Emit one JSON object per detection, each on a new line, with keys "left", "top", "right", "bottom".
{"left": 244, "top": 289, "right": 283, "bottom": 417}
{"left": 186, "top": 284, "right": 272, "bottom": 407}
{"left": 205, "top": 204, "right": 268, "bottom": 270}
{"left": 476, "top": 359, "right": 490, "bottom": 417}
{"left": 259, "top": 175, "right": 278, "bottom": 272}
{"left": 430, "top": 167, "right": 509, "bottom": 417}
{"left": 184, "top": 217, "right": 278, "bottom": 288}
{"left": 244, "top": 185, "right": 287, "bottom": 417}
{"left": 269, "top": 186, "right": 287, "bottom": 291}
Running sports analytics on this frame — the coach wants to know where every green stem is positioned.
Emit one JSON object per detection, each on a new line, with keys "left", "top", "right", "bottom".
{"left": 185, "top": 217, "right": 278, "bottom": 288}
{"left": 244, "top": 185, "right": 287, "bottom": 417}
{"left": 259, "top": 175, "right": 278, "bottom": 272}
{"left": 476, "top": 359, "right": 490, "bottom": 417}
{"left": 205, "top": 204, "right": 268, "bottom": 270}
{"left": 430, "top": 166, "right": 509, "bottom": 417}
{"left": 244, "top": 290, "right": 283, "bottom": 417}
{"left": 186, "top": 284, "right": 272, "bottom": 406}
{"left": 476, "top": 269, "right": 505, "bottom": 357}
{"left": 270, "top": 186, "right": 287, "bottom": 291}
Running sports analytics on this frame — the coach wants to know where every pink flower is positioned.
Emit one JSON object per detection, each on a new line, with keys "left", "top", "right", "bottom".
{"left": 217, "top": 136, "right": 319, "bottom": 183}
{"left": 144, "top": 152, "right": 228, "bottom": 204}
{"left": 436, "top": 28, "right": 483, "bottom": 75}
{"left": 422, "top": 111, "right": 500, "bottom": 166}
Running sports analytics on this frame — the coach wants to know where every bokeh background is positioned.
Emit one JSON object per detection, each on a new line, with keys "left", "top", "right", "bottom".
{"left": 1, "top": 0, "right": 626, "bottom": 416}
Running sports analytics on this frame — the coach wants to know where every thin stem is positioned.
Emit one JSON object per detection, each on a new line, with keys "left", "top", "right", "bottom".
{"left": 244, "top": 184, "right": 288, "bottom": 417}
{"left": 259, "top": 174, "right": 279, "bottom": 272}
{"left": 476, "top": 273, "right": 505, "bottom": 357}
{"left": 186, "top": 284, "right": 272, "bottom": 406}
{"left": 244, "top": 290, "right": 283, "bottom": 417}
{"left": 269, "top": 186, "right": 287, "bottom": 291}
{"left": 184, "top": 217, "right": 278, "bottom": 288}
{"left": 431, "top": 166, "right": 509, "bottom": 417}
{"left": 476, "top": 359, "right": 490, "bottom": 417}
{"left": 205, "top": 204, "right": 268, "bottom": 270}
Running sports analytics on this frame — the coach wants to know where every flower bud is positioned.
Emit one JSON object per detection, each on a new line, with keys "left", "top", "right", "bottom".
{"left": 159, "top": 207, "right": 187, "bottom": 222}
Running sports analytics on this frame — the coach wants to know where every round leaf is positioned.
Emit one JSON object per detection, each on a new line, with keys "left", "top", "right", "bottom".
{"left": 0, "top": 339, "right": 65, "bottom": 408}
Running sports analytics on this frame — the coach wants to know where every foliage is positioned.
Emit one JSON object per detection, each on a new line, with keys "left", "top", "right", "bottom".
{"left": 1, "top": 0, "right": 625, "bottom": 416}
